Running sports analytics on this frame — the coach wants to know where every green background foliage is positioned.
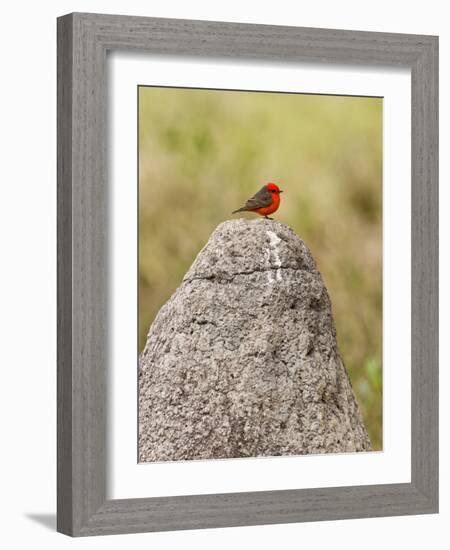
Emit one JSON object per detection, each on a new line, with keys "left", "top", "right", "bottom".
{"left": 139, "top": 87, "right": 382, "bottom": 450}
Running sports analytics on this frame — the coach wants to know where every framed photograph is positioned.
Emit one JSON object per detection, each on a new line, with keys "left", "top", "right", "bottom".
{"left": 57, "top": 12, "right": 438, "bottom": 536}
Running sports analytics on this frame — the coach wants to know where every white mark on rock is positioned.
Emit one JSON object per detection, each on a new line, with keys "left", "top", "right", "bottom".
{"left": 264, "top": 248, "right": 274, "bottom": 283}
{"left": 266, "top": 230, "right": 283, "bottom": 282}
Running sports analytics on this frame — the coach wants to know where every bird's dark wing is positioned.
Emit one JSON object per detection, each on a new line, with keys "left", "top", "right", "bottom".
{"left": 243, "top": 186, "right": 272, "bottom": 210}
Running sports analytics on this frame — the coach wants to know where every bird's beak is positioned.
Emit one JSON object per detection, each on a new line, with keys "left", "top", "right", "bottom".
{"left": 279, "top": 190, "right": 283, "bottom": 193}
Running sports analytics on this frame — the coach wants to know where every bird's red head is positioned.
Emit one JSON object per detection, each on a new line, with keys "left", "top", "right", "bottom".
{"left": 266, "top": 182, "right": 283, "bottom": 194}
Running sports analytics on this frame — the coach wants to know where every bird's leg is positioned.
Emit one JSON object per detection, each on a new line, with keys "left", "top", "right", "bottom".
{"left": 264, "top": 216, "right": 274, "bottom": 220}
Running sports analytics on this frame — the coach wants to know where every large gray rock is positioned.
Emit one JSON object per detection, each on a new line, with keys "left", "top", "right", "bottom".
{"left": 139, "top": 219, "right": 371, "bottom": 462}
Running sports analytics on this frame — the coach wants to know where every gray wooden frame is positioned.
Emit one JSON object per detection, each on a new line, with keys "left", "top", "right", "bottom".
{"left": 57, "top": 12, "right": 438, "bottom": 537}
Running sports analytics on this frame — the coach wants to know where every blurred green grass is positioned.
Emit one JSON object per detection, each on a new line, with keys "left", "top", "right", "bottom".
{"left": 139, "top": 87, "right": 382, "bottom": 450}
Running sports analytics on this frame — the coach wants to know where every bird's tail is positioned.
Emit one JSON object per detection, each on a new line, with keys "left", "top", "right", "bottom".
{"left": 232, "top": 207, "right": 246, "bottom": 214}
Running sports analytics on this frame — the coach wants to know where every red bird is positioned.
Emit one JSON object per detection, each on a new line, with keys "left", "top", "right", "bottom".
{"left": 232, "top": 183, "right": 283, "bottom": 219}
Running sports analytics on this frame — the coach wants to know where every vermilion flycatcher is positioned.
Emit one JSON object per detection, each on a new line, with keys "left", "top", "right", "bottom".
{"left": 232, "top": 183, "right": 283, "bottom": 219}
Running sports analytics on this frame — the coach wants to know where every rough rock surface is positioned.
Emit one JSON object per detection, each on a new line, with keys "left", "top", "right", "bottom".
{"left": 139, "top": 219, "right": 371, "bottom": 462}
